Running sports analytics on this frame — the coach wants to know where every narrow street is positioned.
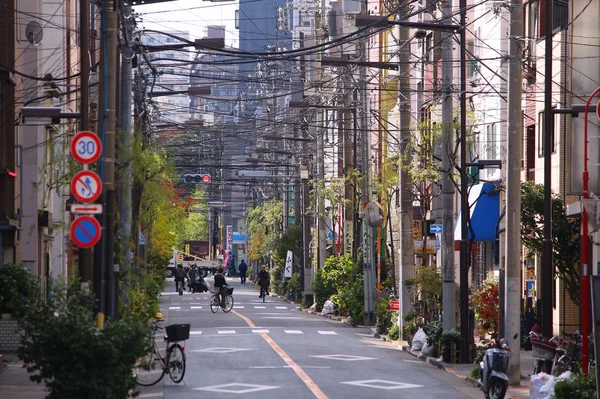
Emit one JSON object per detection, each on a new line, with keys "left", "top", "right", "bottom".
{"left": 139, "top": 278, "right": 481, "bottom": 399}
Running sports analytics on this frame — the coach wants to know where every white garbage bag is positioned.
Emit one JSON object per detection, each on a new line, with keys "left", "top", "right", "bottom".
{"left": 321, "top": 300, "right": 335, "bottom": 315}
{"left": 411, "top": 327, "right": 427, "bottom": 351}
{"left": 418, "top": 341, "right": 433, "bottom": 358}
{"left": 530, "top": 373, "right": 553, "bottom": 399}
{"left": 309, "top": 303, "right": 317, "bottom": 312}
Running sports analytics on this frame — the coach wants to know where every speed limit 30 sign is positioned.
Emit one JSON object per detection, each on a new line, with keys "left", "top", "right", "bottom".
{"left": 70, "top": 131, "right": 102, "bottom": 164}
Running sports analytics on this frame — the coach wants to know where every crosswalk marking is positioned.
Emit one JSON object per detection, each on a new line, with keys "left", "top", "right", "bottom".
{"left": 169, "top": 306, "right": 181, "bottom": 310}
{"left": 218, "top": 330, "right": 236, "bottom": 334}
{"left": 276, "top": 306, "right": 288, "bottom": 309}
{"left": 284, "top": 330, "right": 303, "bottom": 334}
{"left": 254, "top": 306, "right": 266, "bottom": 309}
{"left": 252, "top": 329, "right": 270, "bottom": 334}
{"left": 191, "top": 306, "right": 202, "bottom": 309}
{"left": 317, "top": 331, "right": 338, "bottom": 335}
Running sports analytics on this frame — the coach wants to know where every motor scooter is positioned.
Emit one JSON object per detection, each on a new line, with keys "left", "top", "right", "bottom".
{"left": 478, "top": 336, "right": 513, "bottom": 399}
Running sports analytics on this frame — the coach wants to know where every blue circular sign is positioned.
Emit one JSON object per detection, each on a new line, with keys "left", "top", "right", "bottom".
{"left": 70, "top": 215, "right": 101, "bottom": 248}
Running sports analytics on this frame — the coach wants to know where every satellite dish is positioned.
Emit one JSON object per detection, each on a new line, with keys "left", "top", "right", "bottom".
{"left": 25, "top": 21, "right": 43, "bottom": 45}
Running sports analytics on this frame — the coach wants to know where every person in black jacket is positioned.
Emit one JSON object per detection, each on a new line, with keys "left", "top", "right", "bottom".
{"left": 258, "top": 264, "right": 270, "bottom": 298}
{"left": 213, "top": 267, "right": 228, "bottom": 307}
{"left": 238, "top": 260, "right": 248, "bottom": 284}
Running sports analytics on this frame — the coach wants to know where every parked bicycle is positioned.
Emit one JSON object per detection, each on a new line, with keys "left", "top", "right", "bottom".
{"left": 210, "top": 286, "right": 234, "bottom": 313}
{"left": 134, "top": 315, "right": 190, "bottom": 386}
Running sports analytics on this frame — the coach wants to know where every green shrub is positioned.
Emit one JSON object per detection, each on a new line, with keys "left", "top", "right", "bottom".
{"left": 301, "top": 292, "right": 314, "bottom": 309}
{"left": 553, "top": 373, "right": 597, "bottom": 399}
{"left": 423, "top": 321, "right": 443, "bottom": 357}
{"left": 376, "top": 296, "right": 392, "bottom": 330}
{"left": 388, "top": 324, "right": 400, "bottom": 340}
{"left": 0, "top": 263, "right": 39, "bottom": 318}
{"left": 311, "top": 269, "right": 333, "bottom": 309}
{"left": 337, "top": 280, "right": 364, "bottom": 322}
{"left": 17, "top": 277, "right": 151, "bottom": 399}
{"left": 288, "top": 273, "right": 301, "bottom": 296}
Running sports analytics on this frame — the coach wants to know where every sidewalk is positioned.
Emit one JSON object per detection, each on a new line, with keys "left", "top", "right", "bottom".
{"left": 396, "top": 339, "right": 532, "bottom": 399}
{"left": 0, "top": 353, "right": 47, "bottom": 399}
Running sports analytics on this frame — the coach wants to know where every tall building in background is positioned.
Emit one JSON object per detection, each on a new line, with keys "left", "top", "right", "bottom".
{"left": 142, "top": 30, "right": 191, "bottom": 125}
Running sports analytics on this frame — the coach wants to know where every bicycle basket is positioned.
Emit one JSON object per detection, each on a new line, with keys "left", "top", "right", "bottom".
{"left": 226, "top": 286, "right": 234, "bottom": 295}
{"left": 531, "top": 339, "right": 555, "bottom": 360}
{"left": 165, "top": 323, "right": 190, "bottom": 342}
{"left": 489, "top": 349, "right": 510, "bottom": 373}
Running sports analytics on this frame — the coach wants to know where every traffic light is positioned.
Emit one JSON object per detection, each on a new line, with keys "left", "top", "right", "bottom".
{"left": 182, "top": 174, "right": 211, "bottom": 184}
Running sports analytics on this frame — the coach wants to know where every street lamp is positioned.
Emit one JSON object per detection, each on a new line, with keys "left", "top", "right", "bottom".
{"left": 21, "top": 106, "right": 81, "bottom": 124}
{"left": 149, "top": 86, "right": 212, "bottom": 98}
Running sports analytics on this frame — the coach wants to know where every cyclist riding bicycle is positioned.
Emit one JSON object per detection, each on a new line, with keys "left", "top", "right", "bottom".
{"left": 258, "top": 264, "right": 270, "bottom": 298}
{"left": 174, "top": 264, "right": 187, "bottom": 292}
{"left": 213, "top": 267, "right": 228, "bottom": 307}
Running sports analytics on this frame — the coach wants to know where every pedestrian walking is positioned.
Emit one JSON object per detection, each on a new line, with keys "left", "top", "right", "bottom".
{"left": 238, "top": 259, "right": 248, "bottom": 284}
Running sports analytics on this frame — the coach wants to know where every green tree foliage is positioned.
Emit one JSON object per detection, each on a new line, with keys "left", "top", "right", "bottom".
{"left": 16, "top": 277, "right": 151, "bottom": 399}
{"left": 0, "top": 264, "right": 38, "bottom": 317}
{"left": 403, "top": 264, "right": 442, "bottom": 322}
{"left": 247, "top": 199, "right": 283, "bottom": 262}
{"left": 520, "top": 181, "right": 580, "bottom": 305}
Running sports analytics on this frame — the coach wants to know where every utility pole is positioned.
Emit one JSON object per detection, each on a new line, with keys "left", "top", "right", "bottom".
{"left": 316, "top": 9, "right": 327, "bottom": 270}
{"left": 79, "top": 0, "right": 93, "bottom": 283}
{"left": 398, "top": 0, "right": 415, "bottom": 337}
{"left": 440, "top": 0, "right": 456, "bottom": 332}
{"left": 505, "top": 0, "right": 523, "bottom": 383}
{"left": 98, "top": 0, "right": 118, "bottom": 320}
{"left": 541, "top": 0, "right": 554, "bottom": 339}
{"left": 118, "top": 0, "right": 134, "bottom": 308}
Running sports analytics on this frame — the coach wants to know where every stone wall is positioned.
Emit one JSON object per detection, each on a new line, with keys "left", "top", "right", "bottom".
{"left": 0, "top": 318, "right": 21, "bottom": 352}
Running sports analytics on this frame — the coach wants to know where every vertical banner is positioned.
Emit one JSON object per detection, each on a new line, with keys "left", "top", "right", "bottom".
{"left": 226, "top": 225, "right": 233, "bottom": 251}
{"left": 285, "top": 250, "right": 293, "bottom": 278}
{"left": 344, "top": 221, "right": 353, "bottom": 255}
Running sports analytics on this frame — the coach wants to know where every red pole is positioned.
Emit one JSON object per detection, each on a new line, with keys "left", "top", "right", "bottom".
{"left": 581, "top": 86, "right": 600, "bottom": 375}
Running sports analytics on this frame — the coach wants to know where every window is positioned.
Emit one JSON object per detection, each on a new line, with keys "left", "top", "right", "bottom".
{"left": 539, "top": 0, "right": 568, "bottom": 38}
{"left": 526, "top": 0, "right": 538, "bottom": 39}
{"left": 487, "top": 123, "right": 497, "bottom": 160}
{"left": 467, "top": 40, "right": 479, "bottom": 77}
{"left": 537, "top": 110, "right": 556, "bottom": 157}
{"left": 235, "top": 10, "right": 239, "bottom": 29}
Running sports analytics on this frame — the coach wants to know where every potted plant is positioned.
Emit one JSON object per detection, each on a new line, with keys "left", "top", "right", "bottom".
{"left": 287, "top": 274, "right": 301, "bottom": 302}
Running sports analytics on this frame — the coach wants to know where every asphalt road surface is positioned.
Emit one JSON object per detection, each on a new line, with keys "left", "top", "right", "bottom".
{"left": 138, "top": 277, "right": 482, "bottom": 399}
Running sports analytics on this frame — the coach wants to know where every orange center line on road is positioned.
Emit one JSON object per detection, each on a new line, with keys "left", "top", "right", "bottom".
{"left": 231, "top": 310, "right": 329, "bottom": 399}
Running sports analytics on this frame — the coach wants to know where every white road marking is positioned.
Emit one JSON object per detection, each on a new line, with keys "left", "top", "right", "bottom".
{"left": 254, "top": 306, "right": 266, "bottom": 309}
{"left": 275, "top": 306, "right": 288, "bottom": 309}
{"left": 191, "top": 302, "right": 203, "bottom": 305}
{"left": 233, "top": 306, "right": 245, "bottom": 309}
{"left": 252, "top": 329, "right": 270, "bottom": 334}
{"left": 196, "top": 383, "right": 279, "bottom": 394}
{"left": 137, "top": 393, "right": 163, "bottom": 398}
{"left": 317, "top": 331, "right": 338, "bottom": 335}
{"left": 190, "top": 331, "right": 202, "bottom": 335}
{"left": 284, "top": 330, "right": 303, "bottom": 334}
{"left": 218, "top": 330, "right": 236, "bottom": 334}
{"left": 191, "top": 347, "right": 250, "bottom": 353}
{"left": 191, "top": 306, "right": 202, "bottom": 309}
{"left": 168, "top": 306, "right": 181, "bottom": 310}
{"left": 340, "top": 380, "right": 424, "bottom": 390}
{"left": 311, "top": 354, "right": 375, "bottom": 361}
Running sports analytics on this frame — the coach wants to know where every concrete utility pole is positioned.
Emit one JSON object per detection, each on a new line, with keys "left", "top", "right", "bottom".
{"left": 398, "top": 0, "right": 415, "bottom": 337}
{"left": 440, "top": 0, "right": 456, "bottom": 332}
{"left": 118, "top": 0, "right": 134, "bottom": 307}
{"left": 316, "top": 10, "right": 327, "bottom": 270}
{"left": 102, "top": 0, "right": 118, "bottom": 319}
{"left": 505, "top": 0, "right": 523, "bottom": 383}
{"left": 79, "top": 0, "right": 93, "bottom": 283}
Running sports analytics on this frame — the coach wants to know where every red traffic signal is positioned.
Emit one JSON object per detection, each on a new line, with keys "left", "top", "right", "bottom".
{"left": 182, "top": 174, "right": 211, "bottom": 184}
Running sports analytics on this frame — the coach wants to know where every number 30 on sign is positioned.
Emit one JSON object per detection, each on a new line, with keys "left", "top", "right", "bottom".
{"left": 70, "top": 131, "right": 102, "bottom": 164}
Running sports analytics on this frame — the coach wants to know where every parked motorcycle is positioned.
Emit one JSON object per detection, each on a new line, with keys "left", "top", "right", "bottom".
{"left": 478, "top": 337, "right": 512, "bottom": 399}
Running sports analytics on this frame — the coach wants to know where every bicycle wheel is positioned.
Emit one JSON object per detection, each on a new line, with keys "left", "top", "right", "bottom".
{"left": 223, "top": 295, "right": 234, "bottom": 313}
{"left": 167, "top": 343, "right": 186, "bottom": 383}
{"left": 210, "top": 296, "right": 219, "bottom": 313}
{"left": 134, "top": 348, "right": 165, "bottom": 386}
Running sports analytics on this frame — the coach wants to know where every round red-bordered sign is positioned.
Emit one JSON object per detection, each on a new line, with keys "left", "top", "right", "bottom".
{"left": 70, "top": 131, "right": 102, "bottom": 164}
{"left": 70, "top": 215, "right": 101, "bottom": 248}
{"left": 70, "top": 170, "right": 102, "bottom": 203}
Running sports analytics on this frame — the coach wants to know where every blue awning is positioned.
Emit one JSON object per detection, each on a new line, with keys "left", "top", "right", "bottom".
{"left": 454, "top": 182, "right": 500, "bottom": 242}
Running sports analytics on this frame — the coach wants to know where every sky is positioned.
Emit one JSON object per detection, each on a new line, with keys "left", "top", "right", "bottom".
{"left": 133, "top": 0, "right": 239, "bottom": 47}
